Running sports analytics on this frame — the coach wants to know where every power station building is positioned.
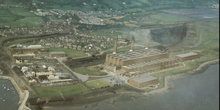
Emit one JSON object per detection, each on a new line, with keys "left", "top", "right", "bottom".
{"left": 105, "top": 49, "right": 169, "bottom": 67}
{"left": 129, "top": 75, "right": 158, "bottom": 88}
{"left": 176, "top": 52, "right": 199, "bottom": 62}
{"left": 104, "top": 36, "right": 180, "bottom": 77}
{"left": 104, "top": 35, "right": 182, "bottom": 88}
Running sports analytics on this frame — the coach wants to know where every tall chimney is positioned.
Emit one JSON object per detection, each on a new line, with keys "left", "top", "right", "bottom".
{"left": 113, "top": 36, "right": 118, "bottom": 54}
{"left": 130, "top": 36, "right": 134, "bottom": 52}
{"left": 145, "top": 36, "right": 149, "bottom": 49}
{"left": 145, "top": 30, "right": 150, "bottom": 49}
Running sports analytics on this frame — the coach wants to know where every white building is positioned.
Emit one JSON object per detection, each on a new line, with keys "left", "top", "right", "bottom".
{"left": 48, "top": 75, "right": 59, "bottom": 80}
{"left": 27, "top": 45, "right": 43, "bottom": 49}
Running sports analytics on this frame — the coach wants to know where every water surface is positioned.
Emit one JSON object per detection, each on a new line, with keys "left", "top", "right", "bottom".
{"left": 0, "top": 80, "right": 19, "bottom": 110}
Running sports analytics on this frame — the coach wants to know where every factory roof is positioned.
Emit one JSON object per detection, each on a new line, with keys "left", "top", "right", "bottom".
{"left": 130, "top": 75, "right": 157, "bottom": 83}
{"left": 122, "top": 58, "right": 177, "bottom": 69}
{"left": 49, "top": 51, "right": 66, "bottom": 54}
{"left": 108, "top": 49, "right": 166, "bottom": 60}
{"left": 27, "top": 45, "right": 43, "bottom": 49}
{"left": 176, "top": 52, "right": 198, "bottom": 58}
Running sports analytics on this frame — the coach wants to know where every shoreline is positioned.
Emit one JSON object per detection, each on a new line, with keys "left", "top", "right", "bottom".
{"left": 145, "top": 58, "right": 219, "bottom": 96}
{"left": 3, "top": 58, "right": 219, "bottom": 109}
{"left": 0, "top": 76, "right": 31, "bottom": 110}
{"left": 41, "top": 58, "right": 219, "bottom": 109}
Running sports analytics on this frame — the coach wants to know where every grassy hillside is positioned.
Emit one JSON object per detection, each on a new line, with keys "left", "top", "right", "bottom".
{"left": 0, "top": 7, "right": 43, "bottom": 27}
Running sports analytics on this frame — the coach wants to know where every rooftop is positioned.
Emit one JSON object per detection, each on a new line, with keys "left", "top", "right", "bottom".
{"left": 108, "top": 49, "right": 166, "bottom": 60}
{"left": 130, "top": 75, "right": 157, "bottom": 83}
{"left": 122, "top": 58, "right": 176, "bottom": 70}
{"left": 176, "top": 52, "right": 198, "bottom": 58}
{"left": 27, "top": 45, "right": 43, "bottom": 49}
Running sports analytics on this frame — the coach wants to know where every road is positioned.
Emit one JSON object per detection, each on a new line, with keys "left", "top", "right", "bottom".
{"left": 18, "top": 90, "right": 31, "bottom": 110}
{"left": 57, "top": 57, "right": 89, "bottom": 82}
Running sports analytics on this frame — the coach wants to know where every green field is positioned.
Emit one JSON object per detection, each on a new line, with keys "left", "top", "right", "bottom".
{"left": 85, "top": 79, "right": 113, "bottom": 89}
{"left": 73, "top": 66, "right": 107, "bottom": 76}
{"left": 0, "top": 8, "right": 43, "bottom": 27}
{"left": 34, "top": 83, "right": 90, "bottom": 97}
{"left": 150, "top": 13, "right": 190, "bottom": 23}
{"left": 49, "top": 48, "right": 86, "bottom": 58}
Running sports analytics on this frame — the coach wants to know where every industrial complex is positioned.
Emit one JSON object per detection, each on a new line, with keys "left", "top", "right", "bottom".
{"left": 6, "top": 35, "right": 200, "bottom": 89}
{"left": 104, "top": 36, "right": 199, "bottom": 88}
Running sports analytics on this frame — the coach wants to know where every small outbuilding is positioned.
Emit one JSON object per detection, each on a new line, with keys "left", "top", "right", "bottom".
{"left": 176, "top": 52, "right": 199, "bottom": 62}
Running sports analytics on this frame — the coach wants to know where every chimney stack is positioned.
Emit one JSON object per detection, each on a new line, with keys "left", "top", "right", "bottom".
{"left": 145, "top": 36, "right": 149, "bottom": 49}
{"left": 113, "top": 36, "right": 118, "bottom": 54}
{"left": 130, "top": 36, "right": 134, "bottom": 52}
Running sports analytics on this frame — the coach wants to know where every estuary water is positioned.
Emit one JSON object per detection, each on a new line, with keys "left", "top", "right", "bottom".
{"left": 47, "top": 63, "right": 219, "bottom": 110}
{"left": 0, "top": 80, "right": 19, "bottom": 110}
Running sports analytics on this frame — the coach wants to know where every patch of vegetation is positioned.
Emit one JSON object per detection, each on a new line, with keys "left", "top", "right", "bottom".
{"left": 150, "top": 13, "right": 190, "bottom": 23}
{"left": 85, "top": 79, "right": 113, "bottom": 89}
{"left": 49, "top": 48, "right": 86, "bottom": 58}
{"left": 9, "top": 8, "right": 36, "bottom": 16}
{"left": 73, "top": 66, "right": 107, "bottom": 76}
{"left": 0, "top": 8, "right": 43, "bottom": 27}
{"left": 34, "top": 83, "right": 90, "bottom": 97}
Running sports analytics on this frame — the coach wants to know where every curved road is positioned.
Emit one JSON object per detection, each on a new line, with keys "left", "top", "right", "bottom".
{"left": 57, "top": 58, "right": 89, "bottom": 82}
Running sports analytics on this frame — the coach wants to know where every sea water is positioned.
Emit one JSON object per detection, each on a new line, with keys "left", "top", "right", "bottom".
{"left": 0, "top": 80, "right": 19, "bottom": 110}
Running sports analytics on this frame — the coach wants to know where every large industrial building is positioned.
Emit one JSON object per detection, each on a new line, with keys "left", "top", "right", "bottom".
{"left": 9, "top": 45, "right": 45, "bottom": 55}
{"left": 104, "top": 36, "right": 180, "bottom": 77}
{"left": 176, "top": 52, "right": 199, "bottom": 62}
{"left": 129, "top": 75, "right": 158, "bottom": 88}
{"left": 105, "top": 49, "right": 169, "bottom": 67}
{"left": 103, "top": 35, "right": 181, "bottom": 88}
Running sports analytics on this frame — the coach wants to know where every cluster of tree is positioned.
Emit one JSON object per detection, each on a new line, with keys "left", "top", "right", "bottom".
{"left": 113, "top": 84, "right": 121, "bottom": 86}
{"left": 92, "top": 85, "right": 111, "bottom": 90}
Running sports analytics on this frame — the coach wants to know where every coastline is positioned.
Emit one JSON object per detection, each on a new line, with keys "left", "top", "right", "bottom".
{"left": 145, "top": 58, "right": 219, "bottom": 96}
{"left": 0, "top": 76, "right": 31, "bottom": 110}
{"left": 2, "top": 58, "right": 218, "bottom": 109}
{"left": 41, "top": 58, "right": 219, "bottom": 110}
